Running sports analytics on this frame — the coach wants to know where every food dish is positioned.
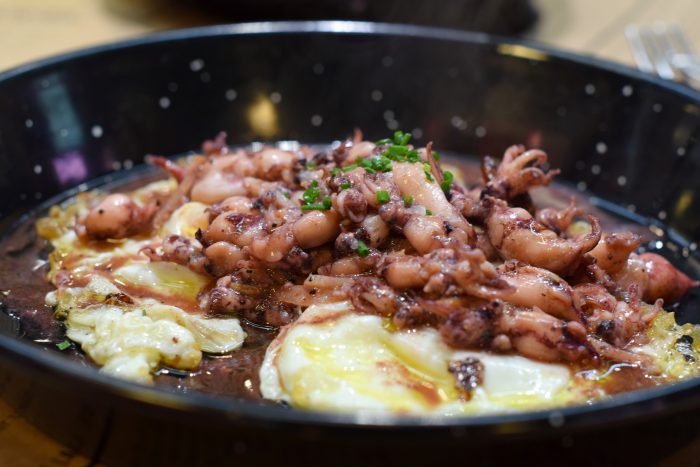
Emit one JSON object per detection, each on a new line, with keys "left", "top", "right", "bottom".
{"left": 3, "top": 23, "right": 700, "bottom": 463}
{"left": 32, "top": 130, "right": 699, "bottom": 414}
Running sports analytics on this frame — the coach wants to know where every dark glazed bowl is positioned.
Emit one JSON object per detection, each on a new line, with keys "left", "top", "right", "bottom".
{"left": 1, "top": 21, "right": 700, "bottom": 466}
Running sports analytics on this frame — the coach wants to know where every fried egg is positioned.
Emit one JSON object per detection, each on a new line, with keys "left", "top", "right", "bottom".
{"left": 41, "top": 185, "right": 244, "bottom": 383}
{"left": 260, "top": 302, "right": 581, "bottom": 414}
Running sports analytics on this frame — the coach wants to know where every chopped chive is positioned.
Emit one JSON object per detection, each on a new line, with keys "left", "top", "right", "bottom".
{"left": 356, "top": 240, "right": 370, "bottom": 257}
{"left": 375, "top": 138, "right": 392, "bottom": 146}
{"left": 56, "top": 340, "right": 71, "bottom": 351}
{"left": 441, "top": 170, "right": 454, "bottom": 194}
{"left": 343, "top": 163, "right": 359, "bottom": 172}
{"left": 433, "top": 151, "right": 441, "bottom": 161}
{"left": 407, "top": 150, "right": 419, "bottom": 163}
{"left": 305, "top": 161, "right": 317, "bottom": 169}
{"left": 282, "top": 191, "right": 290, "bottom": 199}
{"left": 403, "top": 195, "right": 413, "bottom": 207}
{"left": 302, "top": 189, "right": 319, "bottom": 204}
{"left": 359, "top": 159, "right": 380, "bottom": 172}
{"left": 300, "top": 196, "right": 332, "bottom": 211}
{"left": 384, "top": 145, "right": 409, "bottom": 161}
{"left": 425, "top": 209, "right": 433, "bottom": 215}
{"left": 301, "top": 204, "right": 325, "bottom": 211}
{"left": 340, "top": 181, "right": 351, "bottom": 190}
{"left": 423, "top": 163, "right": 434, "bottom": 181}
{"left": 302, "top": 181, "right": 321, "bottom": 205}
{"left": 331, "top": 167, "right": 341, "bottom": 177}
{"left": 376, "top": 190, "right": 390, "bottom": 204}
{"left": 370, "top": 156, "right": 392, "bottom": 173}
{"left": 393, "top": 131, "right": 411, "bottom": 146}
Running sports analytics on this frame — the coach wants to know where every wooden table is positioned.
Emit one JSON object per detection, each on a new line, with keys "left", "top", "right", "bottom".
{"left": 3, "top": 0, "right": 700, "bottom": 72}
{"left": 1, "top": 0, "right": 699, "bottom": 465}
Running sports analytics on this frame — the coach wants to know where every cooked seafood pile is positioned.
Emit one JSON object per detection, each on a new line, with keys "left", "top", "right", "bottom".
{"left": 37, "top": 131, "right": 700, "bottom": 413}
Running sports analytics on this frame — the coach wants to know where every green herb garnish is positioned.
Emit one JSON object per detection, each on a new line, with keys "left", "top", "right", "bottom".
{"left": 384, "top": 145, "right": 409, "bottom": 160}
{"left": 343, "top": 163, "right": 359, "bottom": 172}
{"left": 376, "top": 190, "right": 390, "bottom": 204}
{"left": 433, "top": 151, "right": 441, "bottom": 161}
{"left": 340, "top": 181, "right": 351, "bottom": 190}
{"left": 425, "top": 209, "right": 433, "bottom": 215}
{"left": 403, "top": 195, "right": 413, "bottom": 207}
{"left": 305, "top": 161, "right": 317, "bottom": 169}
{"left": 356, "top": 240, "right": 370, "bottom": 257}
{"left": 441, "top": 170, "right": 454, "bottom": 194}
{"left": 393, "top": 130, "right": 412, "bottom": 146}
{"left": 302, "top": 180, "right": 321, "bottom": 205}
{"left": 375, "top": 138, "right": 393, "bottom": 146}
{"left": 281, "top": 191, "right": 290, "bottom": 199}
{"left": 301, "top": 196, "right": 332, "bottom": 211}
{"left": 56, "top": 340, "right": 71, "bottom": 351}
{"left": 369, "top": 156, "right": 392, "bottom": 173}
{"left": 423, "top": 164, "right": 435, "bottom": 181}
{"left": 331, "top": 167, "right": 341, "bottom": 177}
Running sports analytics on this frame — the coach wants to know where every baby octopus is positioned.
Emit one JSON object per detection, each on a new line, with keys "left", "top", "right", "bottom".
{"left": 485, "top": 198, "right": 601, "bottom": 276}
{"left": 78, "top": 193, "right": 158, "bottom": 240}
{"left": 440, "top": 301, "right": 591, "bottom": 363}
{"left": 589, "top": 233, "right": 698, "bottom": 303}
{"left": 76, "top": 131, "right": 696, "bottom": 369}
{"left": 482, "top": 145, "right": 560, "bottom": 200}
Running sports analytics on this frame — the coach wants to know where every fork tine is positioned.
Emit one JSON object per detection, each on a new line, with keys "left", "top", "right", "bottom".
{"left": 667, "top": 24, "right": 696, "bottom": 58}
{"left": 625, "top": 26, "right": 655, "bottom": 74}
{"left": 641, "top": 24, "right": 677, "bottom": 80}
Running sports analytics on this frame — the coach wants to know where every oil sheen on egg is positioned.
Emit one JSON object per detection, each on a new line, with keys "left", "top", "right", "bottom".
{"left": 161, "top": 202, "right": 210, "bottom": 239}
{"left": 260, "top": 302, "right": 578, "bottom": 414}
{"left": 113, "top": 261, "right": 210, "bottom": 304}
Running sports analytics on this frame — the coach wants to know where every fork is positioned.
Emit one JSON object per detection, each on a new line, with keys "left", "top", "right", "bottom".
{"left": 626, "top": 23, "right": 700, "bottom": 89}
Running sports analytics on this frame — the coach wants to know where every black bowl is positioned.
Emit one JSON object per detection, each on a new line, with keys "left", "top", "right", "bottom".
{"left": 1, "top": 21, "right": 700, "bottom": 466}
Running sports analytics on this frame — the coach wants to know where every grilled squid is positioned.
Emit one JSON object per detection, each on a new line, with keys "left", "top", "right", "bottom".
{"left": 482, "top": 145, "right": 559, "bottom": 200}
{"left": 79, "top": 193, "right": 156, "bottom": 240}
{"left": 486, "top": 199, "right": 601, "bottom": 276}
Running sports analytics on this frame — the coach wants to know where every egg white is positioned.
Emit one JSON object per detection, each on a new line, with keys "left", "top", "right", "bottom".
{"left": 260, "top": 302, "right": 578, "bottom": 415}
{"left": 43, "top": 190, "right": 245, "bottom": 384}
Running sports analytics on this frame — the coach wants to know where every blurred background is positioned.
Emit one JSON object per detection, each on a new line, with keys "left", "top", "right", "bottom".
{"left": 1, "top": 1, "right": 700, "bottom": 465}
{"left": 1, "top": 0, "right": 699, "bottom": 72}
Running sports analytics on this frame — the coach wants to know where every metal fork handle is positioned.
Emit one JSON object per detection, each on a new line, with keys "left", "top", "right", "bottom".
{"left": 626, "top": 23, "right": 700, "bottom": 89}
{"left": 626, "top": 26, "right": 655, "bottom": 74}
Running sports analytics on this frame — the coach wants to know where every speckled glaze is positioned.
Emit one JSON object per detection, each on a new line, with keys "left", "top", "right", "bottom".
{"left": 1, "top": 22, "right": 700, "bottom": 466}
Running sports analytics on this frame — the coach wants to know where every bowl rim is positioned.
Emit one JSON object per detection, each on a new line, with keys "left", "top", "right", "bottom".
{"left": 1, "top": 20, "right": 699, "bottom": 431}
{"left": 2, "top": 20, "right": 700, "bottom": 102}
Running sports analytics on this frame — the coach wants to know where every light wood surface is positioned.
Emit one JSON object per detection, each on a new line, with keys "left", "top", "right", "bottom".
{"left": 530, "top": 0, "right": 700, "bottom": 67}
{"left": 1, "top": 0, "right": 699, "bottom": 465}
{"left": 2, "top": 0, "right": 700, "bottom": 72}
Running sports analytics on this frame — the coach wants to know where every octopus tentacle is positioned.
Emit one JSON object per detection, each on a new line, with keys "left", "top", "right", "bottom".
{"left": 497, "top": 261, "right": 583, "bottom": 323}
{"left": 482, "top": 145, "right": 560, "bottom": 200}
{"left": 486, "top": 199, "right": 601, "bottom": 276}
{"left": 588, "top": 232, "right": 641, "bottom": 275}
